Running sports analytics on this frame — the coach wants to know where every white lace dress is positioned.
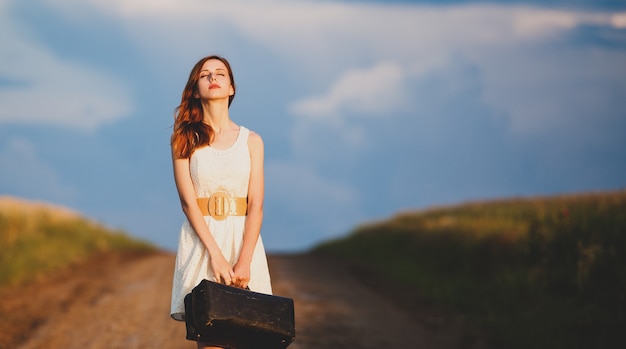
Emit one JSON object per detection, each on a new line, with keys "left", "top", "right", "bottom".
{"left": 170, "top": 126, "right": 272, "bottom": 321}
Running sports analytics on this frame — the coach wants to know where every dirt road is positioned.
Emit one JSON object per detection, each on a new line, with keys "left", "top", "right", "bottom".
{"left": 0, "top": 252, "right": 488, "bottom": 349}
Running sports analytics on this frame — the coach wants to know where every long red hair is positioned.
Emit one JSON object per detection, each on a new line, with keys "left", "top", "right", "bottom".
{"left": 171, "top": 55, "right": 236, "bottom": 159}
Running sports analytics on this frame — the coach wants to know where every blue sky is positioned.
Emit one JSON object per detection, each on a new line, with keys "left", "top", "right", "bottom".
{"left": 1, "top": 0, "right": 625, "bottom": 252}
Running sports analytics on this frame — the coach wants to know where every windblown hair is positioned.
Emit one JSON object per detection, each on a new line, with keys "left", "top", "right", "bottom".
{"left": 171, "top": 55, "right": 236, "bottom": 159}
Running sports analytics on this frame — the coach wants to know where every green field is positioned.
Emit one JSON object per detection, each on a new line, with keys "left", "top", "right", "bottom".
{"left": 0, "top": 196, "right": 155, "bottom": 287}
{"left": 313, "top": 190, "right": 626, "bottom": 348}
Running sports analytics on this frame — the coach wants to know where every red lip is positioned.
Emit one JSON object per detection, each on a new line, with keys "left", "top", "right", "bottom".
{"left": 209, "top": 83, "right": 220, "bottom": 89}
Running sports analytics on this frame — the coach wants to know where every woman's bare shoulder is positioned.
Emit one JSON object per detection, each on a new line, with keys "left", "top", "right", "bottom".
{"left": 247, "top": 129, "right": 264, "bottom": 147}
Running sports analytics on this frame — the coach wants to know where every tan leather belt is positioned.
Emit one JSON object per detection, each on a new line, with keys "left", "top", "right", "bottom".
{"left": 197, "top": 192, "right": 247, "bottom": 220}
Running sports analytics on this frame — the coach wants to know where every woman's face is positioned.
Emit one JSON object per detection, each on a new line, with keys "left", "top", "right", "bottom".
{"left": 194, "top": 59, "right": 234, "bottom": 102}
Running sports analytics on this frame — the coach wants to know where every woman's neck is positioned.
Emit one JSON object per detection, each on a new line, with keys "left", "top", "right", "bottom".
{"left": 201, "top": 101, "right": 231, "bottom": 133}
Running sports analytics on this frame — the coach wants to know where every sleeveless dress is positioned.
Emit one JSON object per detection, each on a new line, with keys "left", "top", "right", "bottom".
{"left": 170, "top": 126, "right": 272, "bottom": 321}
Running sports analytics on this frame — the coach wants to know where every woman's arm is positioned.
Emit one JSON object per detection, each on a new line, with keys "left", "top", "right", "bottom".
{"left": 233, "top": 131, "right": 264, "bottom": 288}
{"left": 171, "top": 148, "right": 235, "bottom": 285}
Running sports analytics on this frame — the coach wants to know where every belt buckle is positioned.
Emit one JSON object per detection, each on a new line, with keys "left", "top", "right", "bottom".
{"left": 208, "top": 192, "right": 230, "bottom": 220}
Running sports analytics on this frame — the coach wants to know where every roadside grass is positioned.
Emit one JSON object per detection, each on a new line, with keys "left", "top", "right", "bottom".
{"left": 312, "top": 190, "right": 626, "bottom": 349}
{"left": 0, "top": 196, "right": 155, "bottom": 287}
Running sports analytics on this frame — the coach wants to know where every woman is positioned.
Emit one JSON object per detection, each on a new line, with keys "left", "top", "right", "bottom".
{"left": 169, "top": 55, "right": 272, "bottom": 348}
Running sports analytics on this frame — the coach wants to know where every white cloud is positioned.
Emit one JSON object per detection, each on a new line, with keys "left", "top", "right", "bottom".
{"left": 290, "top": 62, "right": 407, "bottom": 119}
{"left": 611, "top": 12, "right": 626, "bottom": 28}
{"left": 0, "top": 2, "right": 133, "bottom": 130}
{"left": 26, "top": 1, "right": 624, "bottom": 135}
{"left": 266, "top": 3, "right": 626, "bottom": 141}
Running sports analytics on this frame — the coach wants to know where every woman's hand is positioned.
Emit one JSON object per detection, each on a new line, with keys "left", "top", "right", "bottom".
{"left": 210, "top": 253, "right": 235, "bottom": 286}
{"left": 232, "top": 262, "right": 251, "bottom": 289}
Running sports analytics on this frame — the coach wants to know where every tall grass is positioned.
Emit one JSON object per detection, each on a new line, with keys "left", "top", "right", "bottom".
{"left": 313, "top": 190, "right": 626, "bottom": 348}
{"left": 0, "top": 196, "right": 155, "bottom": 286}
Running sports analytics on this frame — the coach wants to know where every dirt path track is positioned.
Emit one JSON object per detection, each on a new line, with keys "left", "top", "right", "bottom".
{"left": 0, "top": 252, "right": 487, "bottom": 349}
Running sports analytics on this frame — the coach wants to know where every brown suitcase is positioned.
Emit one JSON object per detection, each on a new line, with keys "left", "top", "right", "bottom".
{"left": 184, "top": 279, "right": 295, "bottom": 349}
